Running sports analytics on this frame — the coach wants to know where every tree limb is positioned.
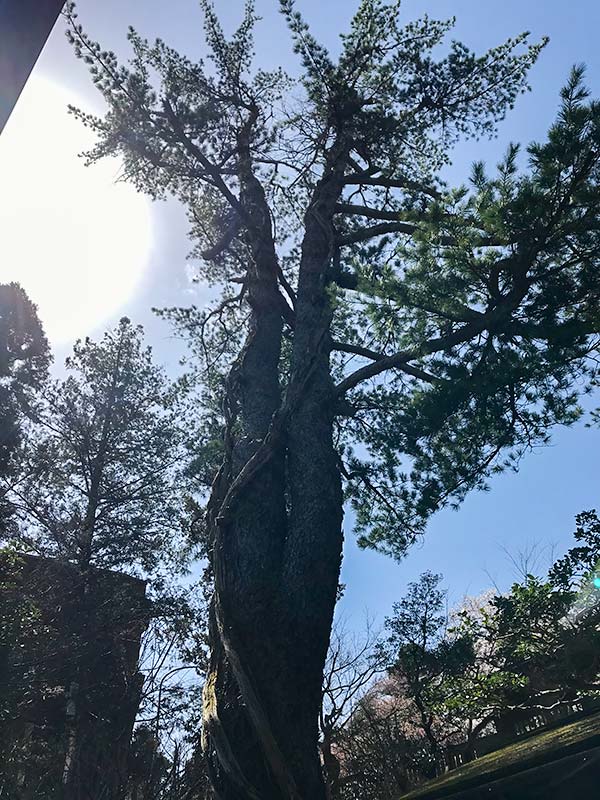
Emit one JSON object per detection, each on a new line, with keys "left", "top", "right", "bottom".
{"left": 201, "top": 217, "right": 242, "bottom": 261}
{"left": 336, "top": 202, "right": 415, "bottom": 223}
{"left": 162, "top": 99, "right": 250, "bottom": 225}
{"left": 331, "top": 341, "right": 443, "bottom": 384}
{"left": 335, "top": 320, "right": 486, "bottom": 395}
{"left": 343, "top": 173, "right": 442, "bottom": 200}
{"left": 336, "top": 221, "right": 456, "bottom": 247}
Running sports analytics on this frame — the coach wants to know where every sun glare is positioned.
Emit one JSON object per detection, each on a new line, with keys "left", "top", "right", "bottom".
{"left": 0, "top": 76, "right": 152, "bottom": 346}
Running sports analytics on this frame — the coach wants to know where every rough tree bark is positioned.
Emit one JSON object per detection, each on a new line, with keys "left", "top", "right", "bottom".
{"left": 201, "top": 137, "right": 348, "bottom": 800}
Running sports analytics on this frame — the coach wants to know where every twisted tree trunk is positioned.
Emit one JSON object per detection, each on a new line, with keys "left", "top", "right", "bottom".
{"left": 201, "top": 147, "right": 347, "bottom": 799}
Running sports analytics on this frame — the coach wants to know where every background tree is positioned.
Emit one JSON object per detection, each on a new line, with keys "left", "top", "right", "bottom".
{"left": 333, "top": 674, "right": 432, "bottom": 799}
{"left": 319, "top": 617, "right": 382, "bottom": 797}
{"left": 550, "top": 509, "right": 600, "bottom": 590}
{"left": 124, "top": 568, "right": 214, "bottom": 800}
{"left": 376, "top": 517, "right": 600, "bottom": 784}
{"left": 379, "top": 572, "right": 504, "bottom": 767}
{"left": 0, "top": 549, "right": 150, "bottom": 800}
{"left": 65, "top": 1, "right": 600, "bottom": 796}
{"left": 6, "top": 317, "right": 189, "bottom": 575}
{"left": 127, "top": 725, "right": 173, "bottom": 800}
{"left": 133, "top": 582, "right": 209, "bottom": 763}
{"left": 1, "top": 317, "right": 196, "bottom": 799}
{"left": 479, "top": 517, "right": 600, "bottom": 710}
{"left": 0, "top": 550, "right": 55, "bottom": 797}
{"left": 0, "top": 283, "right": 50, "bottom": 534}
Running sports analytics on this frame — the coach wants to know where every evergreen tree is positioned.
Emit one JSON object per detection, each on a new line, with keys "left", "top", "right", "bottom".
{"left": 2, "top": 318, "right": 196, "bottom": 799}
{"left": 7, "top": 317, "right": 189, "bottom": 575}
{"left": 65, "top": 1, "right": 600, "bottom": 795}
{"left": 381, "top": 528, "right": 600, "bottom": 778}
{"left": 0, "top": 283, "right": 50, "bottom": 534}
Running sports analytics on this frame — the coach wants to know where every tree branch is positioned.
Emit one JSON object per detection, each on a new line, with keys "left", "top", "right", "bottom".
{"left": 335, "top": 207, "right": 508, "bottom": 248}
{"left": 336, "top": 202, "right": 414, "bottom": 223}
{"left": 331, "top": 341, "right": 384, "bottom": 362}
{"left": 331, "top": 341, "right": 443, "bottom": 384}
{"left": 201, "top": 217, "right": 242, "bottom": 261}
{"left": 162, "top": 99, "right": 250, "bottom": 225}
{"left": 337, "top": 221, "right": 427, "bottom": 246}
{"left": 335, "top": 320, "right": 486, "bottom": 395}
{"left": 343, "top": 173, "right": 442, "bottom": 200}
{"left": 334, "top": 251, "right": 539, "bottom": 395}
{"left": 277, "top": 268, "right": 297, "bottom": 311}
{"left": 336, "top": 221, "right": 457, "bottom": 247}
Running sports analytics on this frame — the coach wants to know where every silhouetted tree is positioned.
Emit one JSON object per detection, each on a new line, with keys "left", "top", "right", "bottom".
{"left": 2, "top": 318, "right": 194, "bottom": 799}
{"left": 0, "top": 283, "right": 50, "bottom": 534}
{"left": 378, "top": 523, "right": 600, "bottom": 779}
{"left": 7, "top": 317, "right": 189, "bottom": 574}
{"left": 319, "top": 618, "right": 382, "bottom": 797}
{"left": 333, "top": 676, "right": 426, "bottom": 799}
{"left": 66, "top": 0, "right": 600, "bottom": 794}
{"left": 126, "top": 726, "right": 172, "bottom": 800}
{"left": 382, "top": 572, "right": 475, "bottom": 762}
{"left": 0, "top": 550, "right": 149, "bottom": 800}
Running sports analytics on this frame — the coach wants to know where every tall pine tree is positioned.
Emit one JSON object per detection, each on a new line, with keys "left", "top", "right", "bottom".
{"left": 65, "top": 2, "right": 600, "bottom": 796}
{"left": 8, "top": 317, "right": 188, "bottom": 575}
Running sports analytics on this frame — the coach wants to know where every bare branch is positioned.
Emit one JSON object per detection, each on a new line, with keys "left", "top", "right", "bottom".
{"left": 336, "top": 203, "right": 415, "bottom": 223}
{"left": 331, "top": 341, "right": 384, "bottom": 362}
{"left": 335, "top": 221, "right": 483, "bottom": 247}
{"left": 337, "top": 221, "right": 428, "bottom": 246}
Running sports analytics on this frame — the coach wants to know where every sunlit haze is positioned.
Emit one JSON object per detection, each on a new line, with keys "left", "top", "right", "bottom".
{"left": 0, "top": 76, "right": 152, "bottom": 345}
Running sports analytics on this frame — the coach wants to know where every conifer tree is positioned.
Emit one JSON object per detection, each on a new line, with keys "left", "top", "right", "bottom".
{"left": 7, "top": 317, "right": 188, "bottom": 575}
{"left": 2, "top": 318, "right": 193, "bottom": 798}
{"left": 65, "top": 2, "right": 600, "bottom": 796}
{"left": 0, "top": 283, "right": 50, "bottom": 534}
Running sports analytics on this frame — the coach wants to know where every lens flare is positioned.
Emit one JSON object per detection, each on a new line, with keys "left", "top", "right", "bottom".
{"left": 0, "top": 75, "right": 152, "bottom": 345}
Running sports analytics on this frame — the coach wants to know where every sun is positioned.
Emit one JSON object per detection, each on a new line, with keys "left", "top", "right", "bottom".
{"left": 0, "top": 75, "right": 152, "bottom": 346}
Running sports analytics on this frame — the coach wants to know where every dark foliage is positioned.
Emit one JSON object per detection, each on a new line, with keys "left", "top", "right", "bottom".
{"left": 0, "top": 283, "right": 50, "bottom": 534}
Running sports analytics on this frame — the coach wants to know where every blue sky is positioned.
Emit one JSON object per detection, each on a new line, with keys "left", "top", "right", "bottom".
{"left": 9, "top": 0, "right": 600, "bottom": 625}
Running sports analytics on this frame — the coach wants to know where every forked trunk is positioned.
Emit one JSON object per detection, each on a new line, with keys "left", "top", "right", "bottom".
{"left": 201, "top": 145, "right": 346, "bottom": 800}
{"left": 202, "top": 313, "right": 342, "bottom": 800}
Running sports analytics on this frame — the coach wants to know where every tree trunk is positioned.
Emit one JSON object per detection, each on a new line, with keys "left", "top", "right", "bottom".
{"left": 320, "top": 732, "right": 341, "bottom": 799}
{"left": 280, "top": 162, "right": 346, "bottom": 798}
{"left": 201, "top": 149, "right": 347, "bottom": 799}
